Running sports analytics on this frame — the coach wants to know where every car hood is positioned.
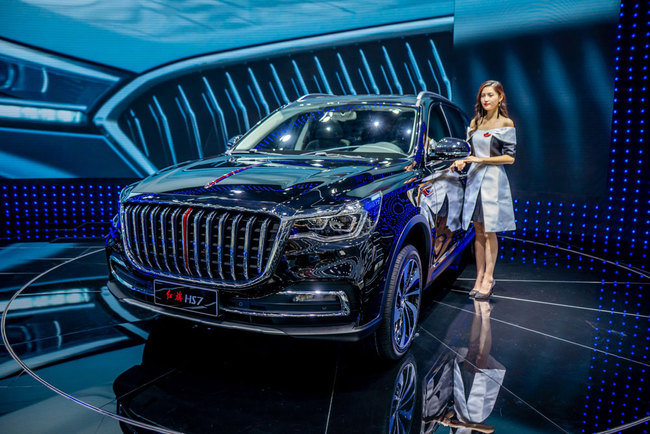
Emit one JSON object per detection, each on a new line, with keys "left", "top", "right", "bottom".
{"left": 125, "top": 154, "right": 413, "bottom": 211}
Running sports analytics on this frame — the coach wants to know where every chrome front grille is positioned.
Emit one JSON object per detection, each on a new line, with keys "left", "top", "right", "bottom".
{"left": 121, "top": 202, "right": 283, "bottom": 286}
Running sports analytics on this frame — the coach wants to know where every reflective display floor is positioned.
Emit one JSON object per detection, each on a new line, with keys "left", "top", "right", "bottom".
{"left": 0, "top": 237, "right": 648, "bottom": 433}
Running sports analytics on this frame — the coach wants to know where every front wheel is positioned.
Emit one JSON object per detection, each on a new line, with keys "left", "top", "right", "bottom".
{"left": 375, "top": 244, "right": 422, "bottom": 360}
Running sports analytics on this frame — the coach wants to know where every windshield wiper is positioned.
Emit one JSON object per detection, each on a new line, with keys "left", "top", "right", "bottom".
{"left": 301, "top": 149, "right": 372, "bottom": 159}
{"left": 230, "top": 149, "right": 280, "bottom": 155}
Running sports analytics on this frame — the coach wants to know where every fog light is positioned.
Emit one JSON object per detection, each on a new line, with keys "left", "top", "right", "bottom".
{"left": 292, "top": 293, "right": 339, "bottom": 303}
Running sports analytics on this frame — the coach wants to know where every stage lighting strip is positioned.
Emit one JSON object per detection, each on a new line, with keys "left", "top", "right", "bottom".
{"left": 499, "top": 235, "right": 649, "bottom": 278}
{"left": 0, "top": 288, "right": 91, "bottom": 313}
{"left": 0, "top": 248, "right": 184, "bottom": 434}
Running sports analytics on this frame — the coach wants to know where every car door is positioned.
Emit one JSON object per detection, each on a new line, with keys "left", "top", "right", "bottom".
{"left": 420, "top": 103, "right": 466, "bottom": 274}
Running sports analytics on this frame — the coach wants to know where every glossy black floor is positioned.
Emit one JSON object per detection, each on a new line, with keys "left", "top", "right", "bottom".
{"left": 0, "top": 237, "right": 648, "bottom": 434}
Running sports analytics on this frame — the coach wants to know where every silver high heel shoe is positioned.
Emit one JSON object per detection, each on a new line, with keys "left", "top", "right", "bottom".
{"left": 474, "top": 280, "right": 495, "bottom": 300}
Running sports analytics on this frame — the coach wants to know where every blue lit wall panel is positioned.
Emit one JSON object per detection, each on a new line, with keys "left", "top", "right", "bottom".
{"left": 0, "top": 127, "right": 140, "bottom": 179}
{"left": 602, "top": 1, "right": 648, "bottom": 270}
{"left": 1, "top": 180, "right": 128, "bottom": 242}
{"left": 453, "top": 0, "right": 619, "bottom": 200}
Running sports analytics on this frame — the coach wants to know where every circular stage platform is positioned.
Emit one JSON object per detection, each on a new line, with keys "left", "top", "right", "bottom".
{"left": 0, "top": 237, "right": 648, "bottom": 433}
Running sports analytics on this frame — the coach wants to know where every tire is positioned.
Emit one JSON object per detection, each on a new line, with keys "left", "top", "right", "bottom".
{"left": 375, "top": 244, "right": 423, "bottom": 360}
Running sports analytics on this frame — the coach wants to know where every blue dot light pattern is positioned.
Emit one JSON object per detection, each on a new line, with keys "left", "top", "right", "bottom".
{"left": 602, "top": 1, "right": 650, "bottom": 272}
{"left": 1, "top": 179, "right": 131, "bottom": 243}
{"left": 579, "top": 2, "right": 650, "bottom": 433}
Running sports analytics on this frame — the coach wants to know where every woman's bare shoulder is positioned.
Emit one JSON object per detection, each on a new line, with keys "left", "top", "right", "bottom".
{"left": 470, "top": 118, "right": 477, "bottom": 128}
{"left": 501, "top": 117, "right": 515, "bottom": 127}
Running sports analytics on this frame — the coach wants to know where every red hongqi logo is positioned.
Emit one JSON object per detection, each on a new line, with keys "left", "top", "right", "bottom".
{"left": 483, "top": 132, "right": 491, "bottom": 137}
{"left": 166, "top": 289, "right": 184, "bottom": 302}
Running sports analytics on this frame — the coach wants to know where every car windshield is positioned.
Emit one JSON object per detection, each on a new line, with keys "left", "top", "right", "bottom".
{"left": 231, "top": 103, "right": 418, "bottom": 156}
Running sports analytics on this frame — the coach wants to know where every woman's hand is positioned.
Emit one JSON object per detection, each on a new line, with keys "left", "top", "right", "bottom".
{"left": 450, "top": 160, "right": 466, "bottom": 172}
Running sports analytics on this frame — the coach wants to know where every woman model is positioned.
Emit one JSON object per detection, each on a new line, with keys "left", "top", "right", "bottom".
{"left": 451, "top": 80, "right": 516, "bottom": 300}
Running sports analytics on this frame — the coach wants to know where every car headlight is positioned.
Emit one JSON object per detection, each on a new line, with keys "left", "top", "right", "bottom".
{"left": 291, "top": 193, "right": 382, "bottom": 241}
{"left": 0, "top": 39, "right": 125, "bottom": 126}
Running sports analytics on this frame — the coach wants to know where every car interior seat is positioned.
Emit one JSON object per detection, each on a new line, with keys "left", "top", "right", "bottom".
{"left": 390, "top": 116, "right": 415, "bottom": 153}
{"left": 304, "top": 120, "right": 346, "bottom": 151}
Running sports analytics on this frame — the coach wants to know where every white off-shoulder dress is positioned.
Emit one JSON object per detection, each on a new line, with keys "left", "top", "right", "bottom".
{"left": 462, "top": 127, "right": 517, "bottom": 233}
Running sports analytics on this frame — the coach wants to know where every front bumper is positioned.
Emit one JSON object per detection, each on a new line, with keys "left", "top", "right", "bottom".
{"left": 107, "top": 254, "right": 380, "bottom": 342}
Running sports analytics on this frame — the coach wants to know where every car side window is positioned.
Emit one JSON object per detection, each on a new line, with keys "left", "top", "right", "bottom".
{"left": 427, "top": 105, "right": 448, "bottom": 144}
{"left": 442, "top": 106, "right": 468, "bottom": 139}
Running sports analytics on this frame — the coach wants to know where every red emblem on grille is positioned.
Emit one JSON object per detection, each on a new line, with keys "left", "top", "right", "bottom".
{"left": 483, "top": 132, "right": 491, "bottom": 137}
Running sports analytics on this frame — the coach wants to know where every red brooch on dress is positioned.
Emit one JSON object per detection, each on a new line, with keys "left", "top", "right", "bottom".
{"left": 483, "top": 132, "right": 491, "bottom": 137}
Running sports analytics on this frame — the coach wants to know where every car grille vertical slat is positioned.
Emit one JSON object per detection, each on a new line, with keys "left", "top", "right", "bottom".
{"left": 170, "top": 208, "right": 183, "bottom": 274}
{"left": 216, "top": 212, "right": 229, "bottom": 280}
{"left": 229, "top": 214, "right": 243, "bottom": 281}
{"left": 122, "top": 204, "right": 280, "bottom": 286}
{"left": 205, "top": 211, "right": 217, "bottom": 278}
{"left": 121, "top": 205, "right": 133, "bottom": 260}
{"left": 193, "top": 209, "right": 205, "bottom": 277}
{"left": 159, "top": 207, "right": 172, "bottom": 273}
{"left": 257, "top": 218, "right": 270, "bottom": 275}
{"left": 139, "top": 205, "right": 153, "bottom": 268}
{"left": 149, "top": 206, "right": 162, "bottom": 270}
{"left": 243, "top": 215, "right": 256, "bottom": 280}
{"left": 181, "top": 208, "right": 194, "bottom": 276}
{"left": 131, "top": 205, "right": 144, "bottom": 265}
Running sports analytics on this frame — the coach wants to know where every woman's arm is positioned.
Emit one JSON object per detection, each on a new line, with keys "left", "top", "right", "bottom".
{"left": 451, "top": 154, "right": 514, "bottom": 171}
{"left": 468, "top": 155, "right": 515, "bottom": 165}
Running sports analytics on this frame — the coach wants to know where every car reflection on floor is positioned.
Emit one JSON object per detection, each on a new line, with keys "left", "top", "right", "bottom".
{"left": 1, "top": 238, "right": 649, "bottom": 433}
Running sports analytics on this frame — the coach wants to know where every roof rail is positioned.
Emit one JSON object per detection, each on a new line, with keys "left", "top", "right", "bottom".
{"left": 416, "top": 90, "right": 453, "bottom": 105}
{"left": 416, "top": 90, "right": 437, "bottom": 101}
{"left": 297, "top": 93, "right": 334, "bottom": 101}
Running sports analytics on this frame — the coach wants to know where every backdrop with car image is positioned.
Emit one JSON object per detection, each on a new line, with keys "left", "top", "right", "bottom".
{"left": 0, "top": 18, "right": 454, "bottom": 242}
{"left": 0, "top": 0, "right": 640, "bottom": 255}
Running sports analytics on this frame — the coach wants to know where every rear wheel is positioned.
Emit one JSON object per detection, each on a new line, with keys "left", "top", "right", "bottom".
{"left": 375, "top": 244, "right": 422, "bottom": 360}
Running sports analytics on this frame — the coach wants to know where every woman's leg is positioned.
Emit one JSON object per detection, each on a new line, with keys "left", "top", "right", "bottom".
{"left": 479, "top": 232, "right": 498, "bottom": 293}
{"left": 473, "top": 222, "right": 487, "bottom": 290}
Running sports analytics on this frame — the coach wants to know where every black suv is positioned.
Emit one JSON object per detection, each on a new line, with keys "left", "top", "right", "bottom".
{"left": 106, "top": 92, "right": 473, "bottom": 359}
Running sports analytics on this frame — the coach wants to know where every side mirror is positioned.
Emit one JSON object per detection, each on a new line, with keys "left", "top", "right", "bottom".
{"left": 227, "top": 135, "right": 243, "bottom": 149}
{"left": 429, "top": 137, "right": 471, "bottom": 160}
